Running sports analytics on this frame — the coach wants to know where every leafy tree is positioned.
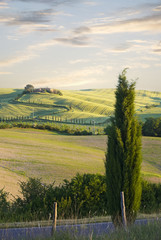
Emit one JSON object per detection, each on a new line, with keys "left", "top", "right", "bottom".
{"left": 13, "top": 178, "right": 47, "bottom": 220}
{"left": 24, "top": 84, "right": 34, "bottom": 93}
{"left": 142, "top": 117, "right": 161, "bottom": 137}
{"left": 140, "top": 181, "right": 156, "bottom": 213}
{"left": 105, "top": 69, "right": 142, "bottom": 226}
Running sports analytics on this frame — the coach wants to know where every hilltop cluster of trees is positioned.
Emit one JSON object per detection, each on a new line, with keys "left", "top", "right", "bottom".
{"left": 0, "top": 174, "right": 160, "bottom": 222}
{"left": 23, "top": 84, "right": 63, "bottom": 96}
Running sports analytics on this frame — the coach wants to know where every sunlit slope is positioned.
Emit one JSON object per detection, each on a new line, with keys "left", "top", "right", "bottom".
{"left": 0, "top": 88, "right": 161, "bottom": 122}
{"left": 0, "top": 128, "right": 161, "bottom": 197}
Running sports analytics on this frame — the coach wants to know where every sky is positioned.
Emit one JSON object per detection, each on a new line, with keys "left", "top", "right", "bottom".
{"left": 0, "top": 0, "right": 161, "bottom": 91}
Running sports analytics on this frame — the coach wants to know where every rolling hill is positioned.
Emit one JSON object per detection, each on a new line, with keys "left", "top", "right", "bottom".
{"left": 0, "top": 88, "right": 161, "bottom": 124}
{"left": 0, "top": 128, "right": 161, "bottom": 198}
{"left": 0, "top": 88, "right": 161, "bottom": 197}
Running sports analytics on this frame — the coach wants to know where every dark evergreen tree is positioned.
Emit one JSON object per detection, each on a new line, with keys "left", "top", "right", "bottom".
{"left": 105, "top": 69, "right": 142, "bottom": 226}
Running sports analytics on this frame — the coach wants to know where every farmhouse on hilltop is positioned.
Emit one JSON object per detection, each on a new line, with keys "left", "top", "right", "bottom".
{"left": 24, "top": 84, "right": 63, "bottom": 96}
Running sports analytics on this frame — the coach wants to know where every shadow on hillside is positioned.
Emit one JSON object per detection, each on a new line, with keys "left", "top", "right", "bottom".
{"left": 80, "top": 89, "right": 93, "bottom": 91}
{"left": 0, "top": 89, "right": 23, "bottom": 102}
{"left": 137, "top": 113, "right": 161, "bottom": 121}
{"left": 150, "top": 97, "right": 161, "bottom": 102}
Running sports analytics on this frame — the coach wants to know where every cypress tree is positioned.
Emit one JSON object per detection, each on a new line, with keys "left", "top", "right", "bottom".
{"left": 105, "top": 69, "right": 142, "bottom": 226}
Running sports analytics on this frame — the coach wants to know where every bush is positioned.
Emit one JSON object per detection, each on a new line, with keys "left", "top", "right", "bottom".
{"left": 140, "top": 181, "right": 156, "bottom": 213}
{"left": 7, "top": 174, "right": 107, "bottom": 221}
{"left": 0, "top": 189, "right": 10, "bottom": 221}
{"left": 142, "top": 117, "right": 161, "bottom": 137}
{"left": 60, "top": 173, "right": 107, "bottom": 218}
{"left": 0, "top": 176, "right": 161, "bottom": 222}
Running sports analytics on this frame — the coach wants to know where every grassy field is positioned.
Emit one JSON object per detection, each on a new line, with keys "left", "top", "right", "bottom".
{"left": 0, "top": 88, "right": 161, "bottom": 123}
{"left": 0, "top": 128, "right": 161, "bottom": 197}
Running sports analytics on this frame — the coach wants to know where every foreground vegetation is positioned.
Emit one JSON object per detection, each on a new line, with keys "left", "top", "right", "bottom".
{"left": 0, "top": 175, "right": 161, "bottom": 223}
{"left": 42, "top": 221, "right": 161, "bottom": 240}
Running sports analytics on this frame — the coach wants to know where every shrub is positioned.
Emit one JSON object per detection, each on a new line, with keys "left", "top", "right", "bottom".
{"left": 140, "top": 181, "right": 156, "bottom": 213}
{"left": 0, "top": 175, "right": 161, "bottom": 222}
{"left": 142, "top": 117, "right": 161, "bottom": 137}
{"left": 61, "top": 173, "right": 107, "bottom": 218}
{"left": 0, "top": 189, "right": 10, "bottom": 221}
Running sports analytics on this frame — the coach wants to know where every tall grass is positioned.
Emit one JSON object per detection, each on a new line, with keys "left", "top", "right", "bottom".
{"left": 35, "top": 221, "right": 161, "bottom": 240}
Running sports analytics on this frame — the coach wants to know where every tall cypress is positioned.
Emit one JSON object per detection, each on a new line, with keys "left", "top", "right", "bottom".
{"left": 105, "top": 69, "right": 142, "bottom": 226}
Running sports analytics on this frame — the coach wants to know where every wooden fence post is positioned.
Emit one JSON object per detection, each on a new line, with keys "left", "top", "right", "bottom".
{"left": 120, "top": 192, "right": 127, "bottom": 229}
{"left": 52, "top": 202, "right": 57, "bottom": 235}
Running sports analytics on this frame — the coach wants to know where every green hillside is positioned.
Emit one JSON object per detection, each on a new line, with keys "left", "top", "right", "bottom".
{"left": 0, "top": 128, "right": 161, "bottom": 197}
{"left": 0, "top": 88, "right": 161, "bottom": 124}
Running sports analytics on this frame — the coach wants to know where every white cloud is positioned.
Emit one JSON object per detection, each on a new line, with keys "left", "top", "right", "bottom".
{"left": 0, "top": 52, "right": 37, "bottom": 67}
{"left": 0, "top": 39, "right": 56, "bottom": 67}
{"left": 122, "top": 62, "right": 150, "bottom": 70}
{"left": 31, "top": 65, "right": 105, "bottom": 88}
{"left": 152, "top": 41, "right": 161, "bottom": 54}
{"left": 0, "top": 17, "right": 14, "bottom": 23}
{"left": 69, "top": 59, "right": 90, "bottom": 64}
{"left": 155, "top": 63, "right": 161, "bottom": 67}
{"left": 153, "top": 5, "right": 161, "bottom": 12}
{"left": 83, "top": 1, "right": 98, "bottom": 6}
{"left": 18, "top": 24, "right": 56, "bottom": 34}
{"left": 105, "top": 41, "right": 151, "bottom": 54}
{"left": 0, "top": 71, "right": 12, "bottom": 75}
{"left": 91, "top": 14, "right": 161, "bottom": 34}
{"left": 77, "top": 14, "right": 161, "bottom": 36}
{"left": 141, "top": 56, "right": 160, "bottom": 62}
{"left": 0, "top": 2, "right": 9, "bottom": 9}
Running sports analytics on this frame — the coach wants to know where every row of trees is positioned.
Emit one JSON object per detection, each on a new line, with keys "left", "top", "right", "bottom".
{"left": 0, "top": 121, "right": 103, "bottom": 135}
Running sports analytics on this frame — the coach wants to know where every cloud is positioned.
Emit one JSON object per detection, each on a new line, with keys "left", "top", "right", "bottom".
{"left": 121, "top": 62, "right": 150, "bottom": 70}
{"left": 69, "top": 59, "right": 90, "bottom": 64}
{"left": 153, "top": 5, "right": 161, "bottom": 12}
{"left": 141, "top": 56, "right": 160, "bottom": 62}
{"left": 153, "top": 41, "right": 161, "bottom": 54}
{"left": 75, "top": 12, "right": 161, "bottom": 36}
{"left": 0, "top": 17, "right": 14, "bottom": 23}
{"left": 104, "top": 40, "right": 153, "bottom": 54}
{"left": 0, "top": 52, "right": 37, "bottom": 67}
{"left": 0, "top": 35, "right": 92, "bottom": 68}
{"left": 31, "top": 65, "right": 105, "bottom": 88}
{"left": 127, "top": 40, "right": 148, "bottom": 44}
{"left": 74, "top": 26, "right": 91, "bottom": 35}
{"left": 0, "top": 2, "right": 9, "bottom": 9}
{"left": 7, "top": 9, "right": 54, "bottom": 25}
{"left": 90, "top": 13, "right": 161, "bottom": 34}
{"left": 55, "top": 35, "right": 91, "bottom": 46}
{"left": 155, "top": 63, "right": 161, "bottom": 67}
{"left": 83, "top": 1, "right": 98, "bottom": 6}
{"left": 109, "top": 43, "right": 132, "bottom": 53}
{"left": 0, "top": 6, "right": 69, "bottom": 34}
{"left": 0, "top": 71, "right": 12, "bottom": 75}
{"left": 17, "top": 24, "right": 57, "bottom": 35}
{"left": 0, "top": 39, "right": 56, "bottom": 67}
{"left": 12, "top": 0, "right": 78, "bottom": 6}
